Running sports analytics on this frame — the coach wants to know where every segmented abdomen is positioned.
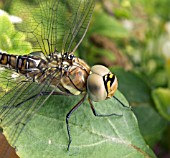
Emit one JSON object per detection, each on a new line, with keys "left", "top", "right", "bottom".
{"left": 0, "top": 51, "right": 47, "bottom": 75}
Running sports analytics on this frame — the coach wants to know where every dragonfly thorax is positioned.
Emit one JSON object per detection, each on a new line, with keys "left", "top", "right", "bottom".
{"left": 56, "top": 54, "right": 118, "bottom": 101}
{"left": 58, "top": 55, "right": 91, "bottom": 95}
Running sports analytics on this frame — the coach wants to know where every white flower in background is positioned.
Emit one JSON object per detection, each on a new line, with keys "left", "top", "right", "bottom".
{"left": 162, "top": 41, "right": 170, "bottom": 59}
{"left": 0, "top": 49, "right": 7, "bottom": 53}
{"left": 0, "top": 67, "right": 5, "bottom": 71}
{"left": 165, "top": 22, "right": 170, "bottom": 35}
{"left": 162, "top": 21, "right": 170, "bottom": 59}
{"left": 121, "top": 19, "right": 134, "bottom": 31}
{"left": 0, "top": 9, "right": 22, "bottom": 23}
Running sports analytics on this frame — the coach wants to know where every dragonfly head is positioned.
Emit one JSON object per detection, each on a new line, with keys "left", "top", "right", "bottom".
{"left": 87, "top": 65, "right": 118, "bottom": 102}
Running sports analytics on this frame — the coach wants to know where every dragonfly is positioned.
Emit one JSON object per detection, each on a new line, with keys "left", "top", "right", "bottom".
{"left": 0, "top": 0, "right": 129, "bottom": 156}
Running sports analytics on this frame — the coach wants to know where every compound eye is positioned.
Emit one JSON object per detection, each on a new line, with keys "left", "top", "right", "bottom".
{"left": 91, "top": 65, "right": 110, "bottom": 76}
{"left": 87, "top": 74, "right": 107, "bottom": 102}
{"left": 103, "top": 74, "right": 118, "bottom": 98}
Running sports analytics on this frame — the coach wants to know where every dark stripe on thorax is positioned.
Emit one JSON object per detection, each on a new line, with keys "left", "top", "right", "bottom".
{"left": 68, "top": 75, "right": 82, "bottom": 92}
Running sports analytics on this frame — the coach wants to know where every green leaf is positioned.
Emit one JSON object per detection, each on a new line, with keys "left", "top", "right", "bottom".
{"left": 133, "top": 105, "right": 167, "bottom": 147}
{"left": 3, "top": 91, "right": 156, "bottom": 158}
{"left": 152, "top": 88, "right": 170, "bottom": 121}
{"left": 0, "top": 14, "right": 14, "bottom": 50}
{"left": 165, "top": 59, "right": 170, "bottom": 88}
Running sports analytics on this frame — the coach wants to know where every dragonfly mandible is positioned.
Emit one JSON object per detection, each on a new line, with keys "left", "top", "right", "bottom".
{"left": 0, "top": 0, "right": 130, "bottom": 155}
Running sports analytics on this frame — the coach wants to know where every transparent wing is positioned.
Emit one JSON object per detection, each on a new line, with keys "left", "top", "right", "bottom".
{"left": 11, "top": 0, "right": 95, "bottom": 57}
{"left": 0, "top": 68, "right": 61, "bottom": 157}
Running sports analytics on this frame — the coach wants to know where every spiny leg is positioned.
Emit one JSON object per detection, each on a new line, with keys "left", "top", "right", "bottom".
{"left": 66, "top": 94, "right": 87, "bottom": 151}
{"left": 113, "top": 96, "right": 132, "bottom": 110}
{"left": 4, "top": 91, "right": 69, "bottom": 108}
{"left": 88, "top": 98, "right": 123, "bottom": 117}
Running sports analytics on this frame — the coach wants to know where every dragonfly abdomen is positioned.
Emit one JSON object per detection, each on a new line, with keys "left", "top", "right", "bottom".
{"left": 0, "top": 51, "right": 47, "bottom": 77}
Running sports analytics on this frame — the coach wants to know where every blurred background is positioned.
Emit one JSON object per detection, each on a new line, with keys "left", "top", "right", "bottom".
{"left": 0, "top": 0, "right": 170, "bottom": 157}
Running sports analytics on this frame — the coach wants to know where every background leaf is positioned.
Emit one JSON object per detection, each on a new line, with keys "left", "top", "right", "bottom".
{"left": 0, "top": 12, "right": 32, "bottom": 55}
{"left": 88, "top": 11, "right": 129, "bottom": 39}
{"left": 152, "top": 88, "right": 170, "bottom": 121}
{"left": 133, "top": 105, "right": 167, "bottom": 147}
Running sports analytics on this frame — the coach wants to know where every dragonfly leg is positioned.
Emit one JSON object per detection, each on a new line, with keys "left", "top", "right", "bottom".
{"left": 1, "top": 94, "right": 41, "bottom": 111}
{"left": 7, "top": 91, "right": 70, "bottom": 108}
{"left": 42, "top": 91, "right": 71, "bottom": 96}
{"left": 14, "top": 93, "right": 42, "bottom": 108}
{"left": 113, "top": 96, "right": 132, "bottom": 110}
{"left": 66, "top": 94, "right": 87, "bottom": 151}
{"left": 88, "top": 98, "right": 123, "bottom": 117}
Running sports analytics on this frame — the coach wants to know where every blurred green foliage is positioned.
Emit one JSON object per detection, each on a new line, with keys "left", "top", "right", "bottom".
{"left": 0, "top": 11, "right": 31, "bottom": 54}
{"left": 0, "top": 0, "right": 170, "bottom": 157}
